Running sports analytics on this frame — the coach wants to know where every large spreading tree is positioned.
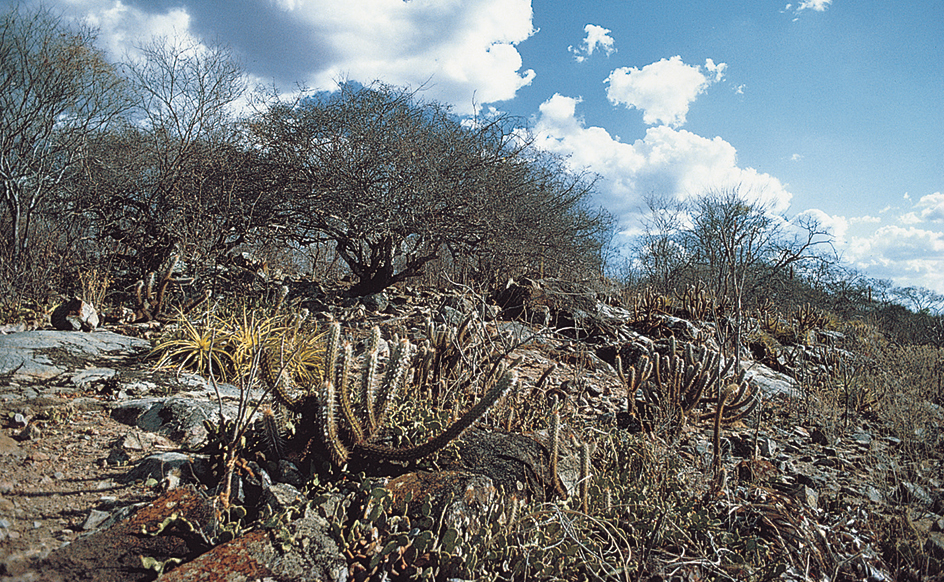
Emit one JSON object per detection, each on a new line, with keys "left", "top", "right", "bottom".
{"left": 251, "top": 82, "right": 611, "bottom": 295}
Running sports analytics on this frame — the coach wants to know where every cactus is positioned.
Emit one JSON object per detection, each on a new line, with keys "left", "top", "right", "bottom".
{"left": 616, "top": 338, "right": 758, "bottom": 434}
{"left": 579, "top": 441, "right": 591, "bottom": 514}
{"left": 260, "top": 321, "right": 516, "bottom": 468}
{"left": 133, "top": 253, "right": 204, "bottom": 322}
{"left": 615, "top": 353, "right": 652, "bottom": 418}
{"left": 547, "top": 409, "right": 568, "bottom": 498}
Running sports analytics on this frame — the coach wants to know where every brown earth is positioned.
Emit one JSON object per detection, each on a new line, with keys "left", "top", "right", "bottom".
{"left": 0, "top": 397, "right": 161, "bottom": 577}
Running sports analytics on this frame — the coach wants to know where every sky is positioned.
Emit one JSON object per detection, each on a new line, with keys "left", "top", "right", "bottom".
{"left": 10, "top": 0, "right": 944, "bottom": 295}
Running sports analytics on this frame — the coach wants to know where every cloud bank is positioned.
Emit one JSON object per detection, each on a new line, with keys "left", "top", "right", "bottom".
{"left": 34, "top": 0, "right": 537, "bottom": 114}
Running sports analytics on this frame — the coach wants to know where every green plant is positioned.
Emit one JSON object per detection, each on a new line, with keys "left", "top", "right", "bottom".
{"left": 260, "top": 321, "right": 518, "bottom": 469}
{"left": 150, "top": 308, "right": 235, "bottom": 381}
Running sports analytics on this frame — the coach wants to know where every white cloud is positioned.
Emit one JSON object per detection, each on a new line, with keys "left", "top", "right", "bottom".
{"left": 569, "top": 24, "right": 616, "bottom": 63}
{"left": 61, "top": 1, "right": 195, "bottom": 58}
{"left": 790, "top": 153, "right": 803, "bottom": 161}
{"left": 35, "top": 0, "right": 537, "bottom": 114}
{"left": 794, "top": 208, "right": 848, "bottom": 242}
{"left": 605, "top": 56, "right": 725, "bottom": 127}
{"left": 532, "top": 93, "right": 793, "bottom": 227}
{"left": 797, "top": 0, "right": 832, "bottom": 12}
{"left": 845, "top": 225, "right": 944, "bottom": 292}
{"left": 900, "top": 192, "right": 944, "bottom": 224}
{"left": 850, "top": 215, "right": 881, "bottom": 224}
{"left": 785, "top": 0, "right": 831, "bottom": 20}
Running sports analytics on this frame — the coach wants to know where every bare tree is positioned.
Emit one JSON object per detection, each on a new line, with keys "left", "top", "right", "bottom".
{"left": 65, "top": 37, "right": 258, "bottom": 276}
{"left": 251, "top": 82, "right": 612, "bottom": 294}
{"left": 0, "top": 4, "right": 128, "bottom": 267}
{"left": 634, "top": 192, "right": 690, "bottom": 294}
{"left": 468, "top": 149, "right": 613, "bottom": 283}
{"left": 687, "top": 187, "right": 833, "bottom": 363}
{"left": 634, "top": 186, "right": 834, "bottom": 363}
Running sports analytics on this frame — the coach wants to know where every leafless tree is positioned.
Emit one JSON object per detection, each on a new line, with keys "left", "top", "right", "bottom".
{"left": 0, "top": 4, "right": 129, "bottom": 268}
{"left": 251, "top": 82, "right": 610, "bottom": 295}
{"left": 635, "top": 186, "right": 834, "bottom": 363}
{"left": 64, "top": 36, "right": 264, "bottom": 277}
{"left": 694, "top": 188, "right": 833, "bottom": 361}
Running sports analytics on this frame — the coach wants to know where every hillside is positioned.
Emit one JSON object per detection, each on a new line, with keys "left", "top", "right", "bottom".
{"left": 0, "top": 277, "right": 942, "bottom": 581}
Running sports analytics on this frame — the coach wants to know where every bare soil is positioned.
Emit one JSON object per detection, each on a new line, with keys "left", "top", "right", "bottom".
{"left": 0, "top": 398, "right": 159, "bottom": 576}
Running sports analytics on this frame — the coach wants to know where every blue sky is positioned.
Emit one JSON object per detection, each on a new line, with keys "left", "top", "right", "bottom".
{"left": 14, "top": 0, "right": 944, "bottom": 293}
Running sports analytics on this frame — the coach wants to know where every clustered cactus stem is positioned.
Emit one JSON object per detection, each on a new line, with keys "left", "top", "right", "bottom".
{"left": 260, "top": 320, "right": 517, "bottom": 468}
{"left": 616, "top": 337, "right": 759, "bottom": 433}
{"left": 579, "top": 441, "right": 591, "bottom": 514}
{"left": 615, "top": 354, "right": 652, "bottom": 418}
{"left": 713, "top": 384, "right": 736, "bottom": 474}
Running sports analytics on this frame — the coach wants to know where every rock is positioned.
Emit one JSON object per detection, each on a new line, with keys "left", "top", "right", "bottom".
{"left": 446, "top": 428, "right": 579, "bottom": 501}
{"left": 70, "top": 367, "right": 117, "bottom": 391}
{"left": 82, "top": 509, "right": 112, "bottom": 531}
{"left": 810, "top": 428, "right": 829, "bottom": 446}
{"left": 797, "top": 484, "right": 819, "bottom": 510}
{"left": 264, "top": 482, "right": 304, "bottom": 513}
{"left": 758, "top": 437, "right": 778, "bottom": 458}
{"left": 0, "top": 330, "right": 149, "bottom": 387}
{"left": 160, "top": 504, "right": 345, "bottom": 582}
{"left": 118, "top": 429, "right": 176, "bottom": 452}
{"left": 850, "top": 432, "right": 873, "bottom": 447}
{"left": 896, "top": 481, "right": 933, "bottom": 507}
{"left": 14, "top": 487, "right": 214, "bottom": 582}
{"left": 50, "top": 296, "right": 100, "bottom": 331}
{"left": 111, "top": 397, "right": 223, "bottom": 449}
{"left": 119, "top": 452, "right": 212, "bottom": 487}
{"left": 439, "top": 304, "right": 466, "bottom": 326}
{"left": 926, "top": 531, "right": 944, "bottom": 560}
{"left": 361, "top": 291, "right": 389, "bottom": 312}
{"left": 387, "top": 470, "right": 499, "bottom": 534}
{"left": 742, "top": 362, "right": 800, "bottom": 397}
{"left": 0, "top": 433, "right": 23, "bottom": 456}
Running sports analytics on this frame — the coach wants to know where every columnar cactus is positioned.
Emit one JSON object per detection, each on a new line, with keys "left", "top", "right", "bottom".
{"left": 260, "top": 321, "right": 516, "bottom": 468}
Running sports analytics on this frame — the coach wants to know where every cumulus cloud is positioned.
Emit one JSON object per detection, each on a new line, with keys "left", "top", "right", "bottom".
{"left": 30, "top": 0, "right": 537, "bottom": 114}
{"left": 845, "top": 225, "right": 944, "bottom": 291}
{"left": 794, "top": 208, "right": 848, "bottom": 242}
{"left": 569, "top": 24, "right": 616, "bottom": 63}
{"left": 532, "top": 93, "right": 793, "bottom": 227}
{"left": 850, "top": 215, "right": 881, "bottom": 224}
{"left": 785, "top": 0, "right": 832, "bottom": 20}
{"left": 797, "top": 0, "right": 832, "bottom": 12}
{"left": 605, "top": 56, "right": 726, "bottom": 127}
{"left": 900, "top": 192, "right": 944, "bottom": 224}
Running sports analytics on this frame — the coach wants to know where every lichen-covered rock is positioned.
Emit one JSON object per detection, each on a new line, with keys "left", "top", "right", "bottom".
{"left": 13, "top": 487, "right": 214, "bottom": 582}
{"left": 160, "top": 505, "right": 345, "bottom": 582}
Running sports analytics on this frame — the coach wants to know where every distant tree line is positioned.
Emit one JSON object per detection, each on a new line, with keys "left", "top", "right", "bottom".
{"left": 0, "top": 4, "right": 612, "bottom": 301}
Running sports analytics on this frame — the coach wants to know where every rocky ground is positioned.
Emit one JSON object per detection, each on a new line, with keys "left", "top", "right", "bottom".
{"left": 0, "top": 280, "right": 942, "bottom": 581}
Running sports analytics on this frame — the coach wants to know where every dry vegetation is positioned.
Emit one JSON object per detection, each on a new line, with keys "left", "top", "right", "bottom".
{"left": 2, "top": 4, "right": 943, "bottom": 580}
